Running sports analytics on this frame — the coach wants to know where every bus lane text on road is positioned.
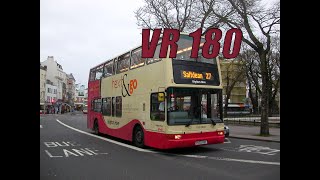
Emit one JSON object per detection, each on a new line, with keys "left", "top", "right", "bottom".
{"left": 43, "top": 141, "right": 109, "bottom": 158}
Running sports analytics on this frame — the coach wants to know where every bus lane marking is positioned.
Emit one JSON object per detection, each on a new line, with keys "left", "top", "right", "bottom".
{"left": 220, "top": 145, "right": 280, "bottom": 156}
{"left": 56, "top": 119, "right": 280, "bottom": 165}
{"left": 56, "top": 119, "right": 154, "bottom": 153}
{"left": 43, "top": 141, "right": 109, "bottom": 158}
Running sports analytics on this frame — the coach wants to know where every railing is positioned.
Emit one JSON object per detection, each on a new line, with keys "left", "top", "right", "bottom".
{"left": 223, "top": 111, "right": 280, "bottom": 127}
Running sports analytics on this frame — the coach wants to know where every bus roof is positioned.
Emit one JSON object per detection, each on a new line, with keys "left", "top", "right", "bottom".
{"left": 89, "top": 32, "right": 199, "bottom": 71}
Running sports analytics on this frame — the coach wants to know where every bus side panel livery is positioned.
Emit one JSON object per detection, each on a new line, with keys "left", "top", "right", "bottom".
{"left": 87, "top": 67, "right": 102, "bottom": 130}
{"left": 87, "top": 34, "right": 225, "bottom": 149}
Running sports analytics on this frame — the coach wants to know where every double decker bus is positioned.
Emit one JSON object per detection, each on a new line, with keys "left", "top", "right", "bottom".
{"left": 87, "top": 33, "right": 225, "bottom": 149}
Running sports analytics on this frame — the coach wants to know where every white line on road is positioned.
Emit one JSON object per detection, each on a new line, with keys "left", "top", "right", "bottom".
{"left": 56, "top": 119, "right": 154, "bottom": 153}
{"left": 45, "top": 150, "right": 63, "bottom": 158}
{"left": 207, "top": 156, "right": 280, "bottom": 165}
{"left": 56, "top": 119, "right": 280, "bottom": 166}
{"left": 40, "top": 125, "right": 43, "bottom": 128}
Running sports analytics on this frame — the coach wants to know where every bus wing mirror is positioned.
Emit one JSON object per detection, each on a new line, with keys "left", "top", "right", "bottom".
{"left": 158, "top": 93, "right": 165, "bottom": 102}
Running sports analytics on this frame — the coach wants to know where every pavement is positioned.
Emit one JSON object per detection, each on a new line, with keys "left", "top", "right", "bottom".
{"left": 227, "top": 124, "right": 280, "bottom": 143}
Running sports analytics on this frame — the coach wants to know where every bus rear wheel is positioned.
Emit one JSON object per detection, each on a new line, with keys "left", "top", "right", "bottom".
{"left": 93, "top": 120, "right": 99, "bottom": 135}
{"left": 133, "top": 125, "right": 144, "bottom": 148}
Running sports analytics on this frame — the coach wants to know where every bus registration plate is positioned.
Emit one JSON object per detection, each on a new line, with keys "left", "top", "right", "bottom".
{"left": 195, "top": 140, "right": 207, "bottom": 145}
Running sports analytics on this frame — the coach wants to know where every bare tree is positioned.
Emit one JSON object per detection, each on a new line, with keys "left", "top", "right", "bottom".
{"left": 240, "top": 35, "right": 280, "bottom": 117}
{"left": 210, "top": 0, "right": 280, "bottom": 135}
{"left": 239, "top": 47, "right": 261, "bottom": 114}
{"left": 135, "top": 0, "right": 195, "bottom": 31}
{"left": 267, "top": 36, "right": 280, "bottom": 115}
{"left": 135, "top": 0, "right": 280, "bottom": 136}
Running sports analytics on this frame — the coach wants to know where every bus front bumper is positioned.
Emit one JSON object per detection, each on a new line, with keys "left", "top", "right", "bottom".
{"left": 144, "top": 131, "right": 225, "bottom": 149}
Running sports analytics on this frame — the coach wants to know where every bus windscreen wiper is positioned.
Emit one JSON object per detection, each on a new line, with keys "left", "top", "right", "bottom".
{"left": 210, "top": 119, "right": 216, "bottom": 125}
{"left": 211, "top": 117, "right": 224, "bottom": 125}
{"left": 185, "top": 118, "right": 194, "bottom": 127}
{"left": 186, "top": 106, "right": 200, "bottom": 127}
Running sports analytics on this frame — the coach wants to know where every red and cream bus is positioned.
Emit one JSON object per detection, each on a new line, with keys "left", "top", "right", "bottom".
{"left": 87, "top": 33, "right": 225, "bottom": 149}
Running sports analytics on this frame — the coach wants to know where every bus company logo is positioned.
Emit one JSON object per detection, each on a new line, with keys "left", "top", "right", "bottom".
{"left": 112, "top": 74, "right": 138, "bottom": 97}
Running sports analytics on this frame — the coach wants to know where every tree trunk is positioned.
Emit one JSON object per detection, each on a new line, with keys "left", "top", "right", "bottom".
{"left": 247, "top": 76, "right": 258, "bottom": 114}
{"left": 259, "top": 52, "right": 270, "bottom": 136}
{"left": 224, "top": 96, "right": 229, "bottom": 118}
{"left": 268, "top": 75, "right": 274, "bottom": 116}
{"left": 250, "top": 90, "right": 259, "bottom": 114}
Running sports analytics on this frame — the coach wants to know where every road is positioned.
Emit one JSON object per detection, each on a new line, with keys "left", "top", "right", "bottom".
{"left": 40, "top": 112, "right": 280, "bottom": 180}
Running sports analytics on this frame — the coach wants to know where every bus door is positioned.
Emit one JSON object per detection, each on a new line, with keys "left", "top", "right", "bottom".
{"left": 150, "top": 92, "right": 166, "bottom": 133}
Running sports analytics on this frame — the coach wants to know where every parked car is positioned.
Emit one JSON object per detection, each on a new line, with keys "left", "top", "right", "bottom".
{"left": 224, "top": 125, "right": 230, "bottom": 137}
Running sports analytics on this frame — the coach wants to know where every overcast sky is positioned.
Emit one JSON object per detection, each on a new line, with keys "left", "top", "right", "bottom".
{"left": 41, "top": 0, "right": 278, "bottom": 86}
{"left": 40, "top": 0, "right": 145, "bottom": 86}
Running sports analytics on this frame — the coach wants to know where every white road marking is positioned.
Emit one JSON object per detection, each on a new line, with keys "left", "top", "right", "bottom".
{"left": 237, "top": 145, "right": 280, "bottom": 155}
{"left": 56, "top": 119, "right": 280, "bottom": 165}
{"left": 207, "top": 156, "right": 280, "bottom": 165}
{"left": 56, "top": 119, "right": 154, "bottom": 153}
{"left": 45, "top": 150, "right": 63, "bottom": 158}
{"left": 177, "top": 154, "right": 207, "bottom": 158}
{"left": 40, "top": 125, "right": 43, "bottom": 128}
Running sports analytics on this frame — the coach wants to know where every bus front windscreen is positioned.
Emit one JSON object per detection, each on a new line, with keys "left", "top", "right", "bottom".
{"left": 174, "top": 34, "right": 217, "bottom": 64}
{"left": 166, "top": 87, "right": 222, "bottom": 126}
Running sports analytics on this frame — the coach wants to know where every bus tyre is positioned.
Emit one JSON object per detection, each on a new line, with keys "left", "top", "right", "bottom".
{"left": 133, "top": 125, "right": 144, "bottom": 148}
{"left": 94, "top": 120, "right": 99, "bottom": 135}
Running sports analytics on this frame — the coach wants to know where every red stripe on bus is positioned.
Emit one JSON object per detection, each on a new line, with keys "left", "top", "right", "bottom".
{"left": 92, "top": 114, "right": 224, "bottom": 149}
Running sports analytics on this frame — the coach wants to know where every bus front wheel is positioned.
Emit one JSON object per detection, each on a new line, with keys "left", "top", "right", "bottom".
{"left": 133, "top": 125, "right": 144, "bottom": 148}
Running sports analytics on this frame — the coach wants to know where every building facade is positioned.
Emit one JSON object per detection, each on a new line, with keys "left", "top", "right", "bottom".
{"left": 74, "top": 84, "right": 87, "bottom": 110}
{"left": 67, "top": 73, "right": 76, "bottom": 107}
{"left": 41, "top": 56, "right": 66, "bottom": 102}
{"left": 45, "top": 79, "right": 57, "bottom": 105}
{"left": 40, "top": 64, "right": 47, "bottom": 112}
{"left": 219, "top": 58, "right": 247, "bottom": 104}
